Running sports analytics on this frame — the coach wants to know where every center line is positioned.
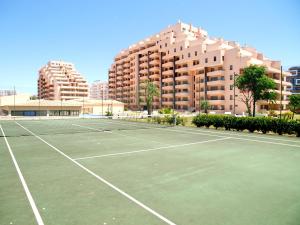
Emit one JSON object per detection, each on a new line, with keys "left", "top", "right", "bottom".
{"left": 74, "top": 137, "right": 231, "bottom": 160}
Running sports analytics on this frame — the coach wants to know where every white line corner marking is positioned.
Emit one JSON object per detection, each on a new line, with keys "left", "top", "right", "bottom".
{"left": 0, "top": 125, "right": 45, "bottom": 225}
{"left": 74, "top": 137, "right": 231, "bottom": 161}
{"left": 15, "top": 122, "right": 177, "bottom": 225}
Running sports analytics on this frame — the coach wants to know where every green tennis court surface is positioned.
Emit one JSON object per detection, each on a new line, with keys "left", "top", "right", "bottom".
{"left": 1, "top": 118, "right": 300, "bottom": 225}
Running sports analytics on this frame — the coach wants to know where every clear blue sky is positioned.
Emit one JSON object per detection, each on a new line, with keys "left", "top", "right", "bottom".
{"left": 0, "top": 0, "right": 299, "bottom": 94}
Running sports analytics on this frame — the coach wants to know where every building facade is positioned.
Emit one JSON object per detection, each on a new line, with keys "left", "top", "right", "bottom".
{"left": 38, "top": 61, "right": 89, "bottom": 101}
{"left": 89, "top": 80, "right": 109, "bottom": 100}
{"left": 287, "top": 66, "right": 300, "bottom": 94}
{"left": 0, "top": 89, "right": 16, "bottom": 96}
{"left": 108, "top": 21, "right": 291, "bottom": 114}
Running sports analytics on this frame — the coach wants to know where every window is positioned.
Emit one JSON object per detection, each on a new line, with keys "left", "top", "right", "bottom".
{"left": 230, "top": 85, "right": 233, "bottom": 90}
{"left": 230, "top": 75, "right": 233, "bottom": 80}
{"left": 159, "top": 45, "right": 162, "bottom": 49}
{"left": 205, "top": 58, "right": 208, "bottom": 63}
{"left": 230, "top": 65, "right": 233, "bottom": 70}
{"left": 195, "top": 51, "right": 197, "bottom": 56}
{"left": 188, "top": 53, "right": 191, "bottom": 58}
{"left": 165, "top": 43, "right": 167, "bottom": 47}
{"left": 174, "top": 48, "right": 176, "bottom": 53}
{"left": 230, "top": 95, "right": 233, "bottom": 100}
{"left": 182, "top": 55, "right": 184, "bottom": 59}
{"left": 230, "top": 105, "right": 233, "bottom": 110}
{"left": 180, "top": 46, "right": 183, "bottom": 51}
{"left": 214, "top": 56, "right": 217, "bottom": 62}
{"left": 222, "top": 56, "right": 224, "bottom": 61}
{"left": 167, "top": 50, "right": 169, "bottom": 54}
{"left": 296, "top": 79, "right": 300, "bottom": 85}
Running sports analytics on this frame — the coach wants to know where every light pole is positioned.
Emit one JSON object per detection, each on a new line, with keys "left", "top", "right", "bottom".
{"left": 82, "top": 95, "right": 85, "bottom": 117}
{"left": 38, "top": 95, "right": 41, "bottom": 119}
{"left": 198, "top": 73, "right": 201, "bottom": 114}
{"left": 60, "top": 98, "right": 63, "bottom": 118}
{"left": 13, "top": 86, "right": 16, "bottom": 119}
{"left": 101, "top": 88, "right": 104, "bottom": 116}
{"left": 279, "top": 66, "right": 283, "bottom": 119}
{"left": 233, "top": 72, "right": 237, "bottom": 115}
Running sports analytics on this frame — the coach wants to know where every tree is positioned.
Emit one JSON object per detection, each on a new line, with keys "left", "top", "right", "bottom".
{"left": 235, "top": 65, "right": 276, "bottom": 117}
{"left": 288, "top": 95, "right": 300, "bottom": 119}
{"left": 141, "top": 80, "right": 159, "bottom": 115}
{"left": 30, "top": 95, "right": 38, "bottom": 100}
{"left": 201, "top": 100, "right": 210, "bottom": 114}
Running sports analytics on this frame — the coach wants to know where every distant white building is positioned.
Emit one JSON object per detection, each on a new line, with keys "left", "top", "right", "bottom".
{"left": 0, "top": 89, "right": 16, "bottom": 96}
{"left": 89, "top": 80, "right": 108, "bottom": 100}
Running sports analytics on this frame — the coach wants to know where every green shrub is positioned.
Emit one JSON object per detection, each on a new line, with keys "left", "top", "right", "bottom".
{"left": 159, "top": 107, "right": 173, "bottom": 114}
{"left": 282, "top": 112, "right": 293, "bottom": 120}
{"left": 105, "top": 111, "right": 113, "bottom": 116}
{"left": 192, "top": 114, "right": 299, "bottom": 136}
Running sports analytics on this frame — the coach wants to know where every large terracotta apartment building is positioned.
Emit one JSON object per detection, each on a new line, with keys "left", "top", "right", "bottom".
{"left": 38, "top": 61, "right": 89, "bottom": 101}
{"left": 108, "top": 21, "right": 291, "bottom": 114}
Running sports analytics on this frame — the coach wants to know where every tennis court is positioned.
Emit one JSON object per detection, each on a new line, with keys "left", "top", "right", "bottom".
{"left": 1, "top": 118, "right": 300, "bottom": 225}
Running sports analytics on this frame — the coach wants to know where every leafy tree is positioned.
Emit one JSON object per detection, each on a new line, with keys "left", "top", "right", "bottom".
{"left": 201, "top": 100, "right": 210, "bottom": 114}
{"left": 235, "top": 65, "right": 276, "bottom": 117}
{"left": 141, "top": 80, "right": 159, "bottom": 115}
{"left": 159, "top": 107, "right": 173, "bottom": 114}
{"left": 288, "top": 95, "right": 300, "bottom": 119}
{"left": 30, "top": 95, "right": 38, "bottom": 100}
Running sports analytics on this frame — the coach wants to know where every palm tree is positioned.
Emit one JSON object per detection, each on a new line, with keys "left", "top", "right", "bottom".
{"left": 142, "top": 80, "right": 159, "bottom": 115}
{"left": 201, "top": 100, "right": 210, "bottom": 114}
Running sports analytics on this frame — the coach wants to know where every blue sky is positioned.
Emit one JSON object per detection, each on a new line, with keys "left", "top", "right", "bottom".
{"left": 0, "top": 0, "right": 299, "bottom": 94}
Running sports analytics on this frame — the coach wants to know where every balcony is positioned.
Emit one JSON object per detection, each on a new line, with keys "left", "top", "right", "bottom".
{"left": 162, "top": 77, "right": 173, "bottom": 82}
{"left": 207, "top": 79, "right": 225, "bottom": 86}
{"left": 189, "top": 64, "right": 204, "bottom": 71}
{"left": 162, "top": 61, "right": 173, "bottom": 67}
{"left": 175, "top": 92, "right": 189, "bottom": 97}
{"left": 175, "top": 75, "right": 189, "bottom": 81}
{"left": 123, "top": 68, "right": 130, "bottom": 73}
{"left": 150, "top": 74, "right": 159, "bottom": 79}
{"left": 140, "top": 76, "right": 148, "bottom": 81}
{"left": 149, "top": 67, "right": 160, "bottom": 72}
{"left": 139, "top": 55, "right": 147, "bottom": 61}
{"left": 207, "top": 89, "right": 225, "bottom": 95}
{"left": 162, "top": 85, "right": 174, "bottom": 91}
{"left": 139, "top": 61, "right": 148, "bottom": 67}
{"left": 273, "top": 79, "right": 292, "bottom": 87}
{"left": 175, "top": 83, "right": 189, "bottom": 89}
{"left": 207, "top": 99, "right": 225, "bottom": 105}
{"left": 207, "top": 70, "right": 224, "bottom": 77}
{"left": 139, "top": 68, "right": 148, "bottom": 74}
{"left": 149, "top": 59, "right": 160, "bottom": 65}
{"left": 162, "top": 70, "right": 173, "bottom": 76}
{"left": 274, "top": 90, "right": 292, "bottom": 96}
{"left": 162, "top": 93, "right": 173, "bottom": 98}
{"left": 176, "top": 67, "right": 188, "bottom": 73}
{"left": 175, "top": 100, "right": 189, "bottom": 105}
{"left": 162, "top": 101, "right": 173, "bottom": 106}
{"left": 152, "top": 80, "right": 160, "bottom": 86}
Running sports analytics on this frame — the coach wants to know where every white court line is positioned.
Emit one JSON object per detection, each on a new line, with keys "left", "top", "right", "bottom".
{"left": 16, "top": 122, "right": 177, "bottom": 225}
{"left": 172, "top": 127, "right": 300, "bottom": 144}
{"left": 72, "top": 123, "right": 164, "bottom": 145}
{"left": 166, "top": 129, "right": 300, "bottom": 148}
{"left": 93, "top": 119, "right": 300, "bottom": 148}
{"left": 0, "top": 125, "right": 45, "bottom": 225}
{"left": 94, "top": 119, "right": 300, "bottom": 144}
{"left": 72, "top": 124, "right": 112, "bottom": 133}
{"left": 74, "top": 137, "right": 231, "bottom": 160}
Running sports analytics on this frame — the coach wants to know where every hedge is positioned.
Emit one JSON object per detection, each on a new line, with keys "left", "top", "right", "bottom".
{"left": 192, "top": 114, "right": 300, "bottom": 137}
